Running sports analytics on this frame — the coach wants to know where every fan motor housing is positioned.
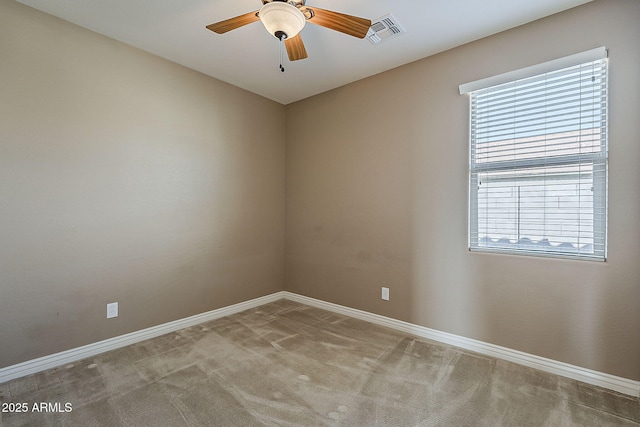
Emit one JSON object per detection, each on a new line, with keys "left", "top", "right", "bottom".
{"left": 261, "top": 0, "right": 306, "bottom": 7}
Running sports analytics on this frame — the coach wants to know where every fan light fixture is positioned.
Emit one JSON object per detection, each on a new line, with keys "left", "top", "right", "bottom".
{"left": 259, "top": 2, "right": 306, "bottom": 40}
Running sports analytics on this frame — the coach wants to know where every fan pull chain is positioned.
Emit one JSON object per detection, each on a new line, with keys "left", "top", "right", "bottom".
{"left": 279, "top": 39, "right": 285, "bottom": 72}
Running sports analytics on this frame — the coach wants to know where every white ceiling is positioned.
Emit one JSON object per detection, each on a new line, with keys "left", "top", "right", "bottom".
{"left": 17, "top": 0, "right": 592, "bottom": 105}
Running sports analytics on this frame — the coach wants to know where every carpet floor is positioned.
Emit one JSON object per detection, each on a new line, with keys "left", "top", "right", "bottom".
{"left": 1, "top": 300, "right": 638, "bottom": 426}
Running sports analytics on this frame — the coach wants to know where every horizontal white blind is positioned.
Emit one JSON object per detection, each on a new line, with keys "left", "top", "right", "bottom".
{"left": 468, "top": 56, "right": 608, "bottom": 260}
{"left": 459, "top": 47, "right": 607, "bottom": 94}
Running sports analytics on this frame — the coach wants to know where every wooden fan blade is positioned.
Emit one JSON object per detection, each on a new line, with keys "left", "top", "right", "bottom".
{"left": 206, "top": 11, "right": 260, "bottom": 34}
{"left": 284, "top": 34, "right": 308, "bottom": 61}
{"left": 306, "top": 7, "right": 371, "bottom": 39}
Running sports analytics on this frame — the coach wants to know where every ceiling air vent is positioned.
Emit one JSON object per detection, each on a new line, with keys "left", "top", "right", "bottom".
{"left": 366, "top": 13, "right": 405, "bottom": 45}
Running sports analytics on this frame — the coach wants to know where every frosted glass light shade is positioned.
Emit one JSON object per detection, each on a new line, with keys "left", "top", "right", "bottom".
{"left": 259, "top": 2, "right": 306, "bottom": 39}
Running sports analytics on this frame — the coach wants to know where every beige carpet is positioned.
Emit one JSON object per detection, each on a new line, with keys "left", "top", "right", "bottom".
{"left": 1, "top": 300, "right": 638, "bottom": 426}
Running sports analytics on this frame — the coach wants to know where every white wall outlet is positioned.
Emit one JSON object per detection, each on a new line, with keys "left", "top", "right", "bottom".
{"left": 106, "top": 302, "right": 118, "bottom": 319}
{"left": 381, "top": 287, "right": 390, "bottom": 301}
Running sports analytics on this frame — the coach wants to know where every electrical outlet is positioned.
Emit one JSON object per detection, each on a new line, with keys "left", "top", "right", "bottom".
{"left": 106, "top": 302, "right": 118, "bottom": 319}
{"left": 381, "top": 287, "right": 389, "bottom": 301}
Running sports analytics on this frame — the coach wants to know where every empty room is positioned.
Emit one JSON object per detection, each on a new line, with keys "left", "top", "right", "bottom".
{"left": 1, "top": 0, "right": 639, "bottom": 425}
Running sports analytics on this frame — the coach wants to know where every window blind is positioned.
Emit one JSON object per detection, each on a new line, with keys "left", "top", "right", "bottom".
{"left": 466, "top": 52, "right": 608, "bottom": 260}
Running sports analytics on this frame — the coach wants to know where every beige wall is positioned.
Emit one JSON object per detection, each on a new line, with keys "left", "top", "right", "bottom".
{"left": 286, "top": 0, "right": 640, "bottom": 381}
{"left": 0, "top": 0, "right": 285, "bottom": 368}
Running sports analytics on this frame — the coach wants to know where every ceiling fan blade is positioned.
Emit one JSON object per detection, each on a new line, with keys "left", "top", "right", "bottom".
{"left": 284, "top": 34, "right": 308, "bottom": 61}
{"left": 306, "top": 7, "right": 371, "bottom": 39}
{"left": 206, "top": 11, "right": 260, "bottom": 34}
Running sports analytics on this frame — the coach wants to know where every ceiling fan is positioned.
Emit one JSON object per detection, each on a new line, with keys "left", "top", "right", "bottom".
{"left": 206, "top": 0, "right": 372, "bottom": 64}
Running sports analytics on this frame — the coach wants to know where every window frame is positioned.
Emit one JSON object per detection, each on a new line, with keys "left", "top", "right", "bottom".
{"left": 460, "top": 48, "right": 609, "bottom": 261}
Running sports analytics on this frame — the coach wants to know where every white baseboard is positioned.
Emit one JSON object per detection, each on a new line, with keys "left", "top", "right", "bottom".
{"left": 2, "top": 290, "right": 638, "bottom": 398}
{"left": 282, "top": 292, "right": 640, "bottom": 398}
{"left": 0, "top": 292, "right": 285, "bottom": 384}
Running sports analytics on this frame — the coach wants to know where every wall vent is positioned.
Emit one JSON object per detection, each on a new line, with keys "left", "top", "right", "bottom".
{"left": 366, "top": 14, "right": 405, "bottom": 45}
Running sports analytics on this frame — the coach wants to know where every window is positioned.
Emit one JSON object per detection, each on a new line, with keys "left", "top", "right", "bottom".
{"left": 460, "top": 48, "right": 608, "bottom": 260}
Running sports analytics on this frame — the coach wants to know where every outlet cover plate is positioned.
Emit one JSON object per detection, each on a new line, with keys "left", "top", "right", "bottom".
{"left": 107, "top": 302, "right": 118, "bottom": 319}
{"left": 381, "top": 287, "right": 389, "bottom": 301}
